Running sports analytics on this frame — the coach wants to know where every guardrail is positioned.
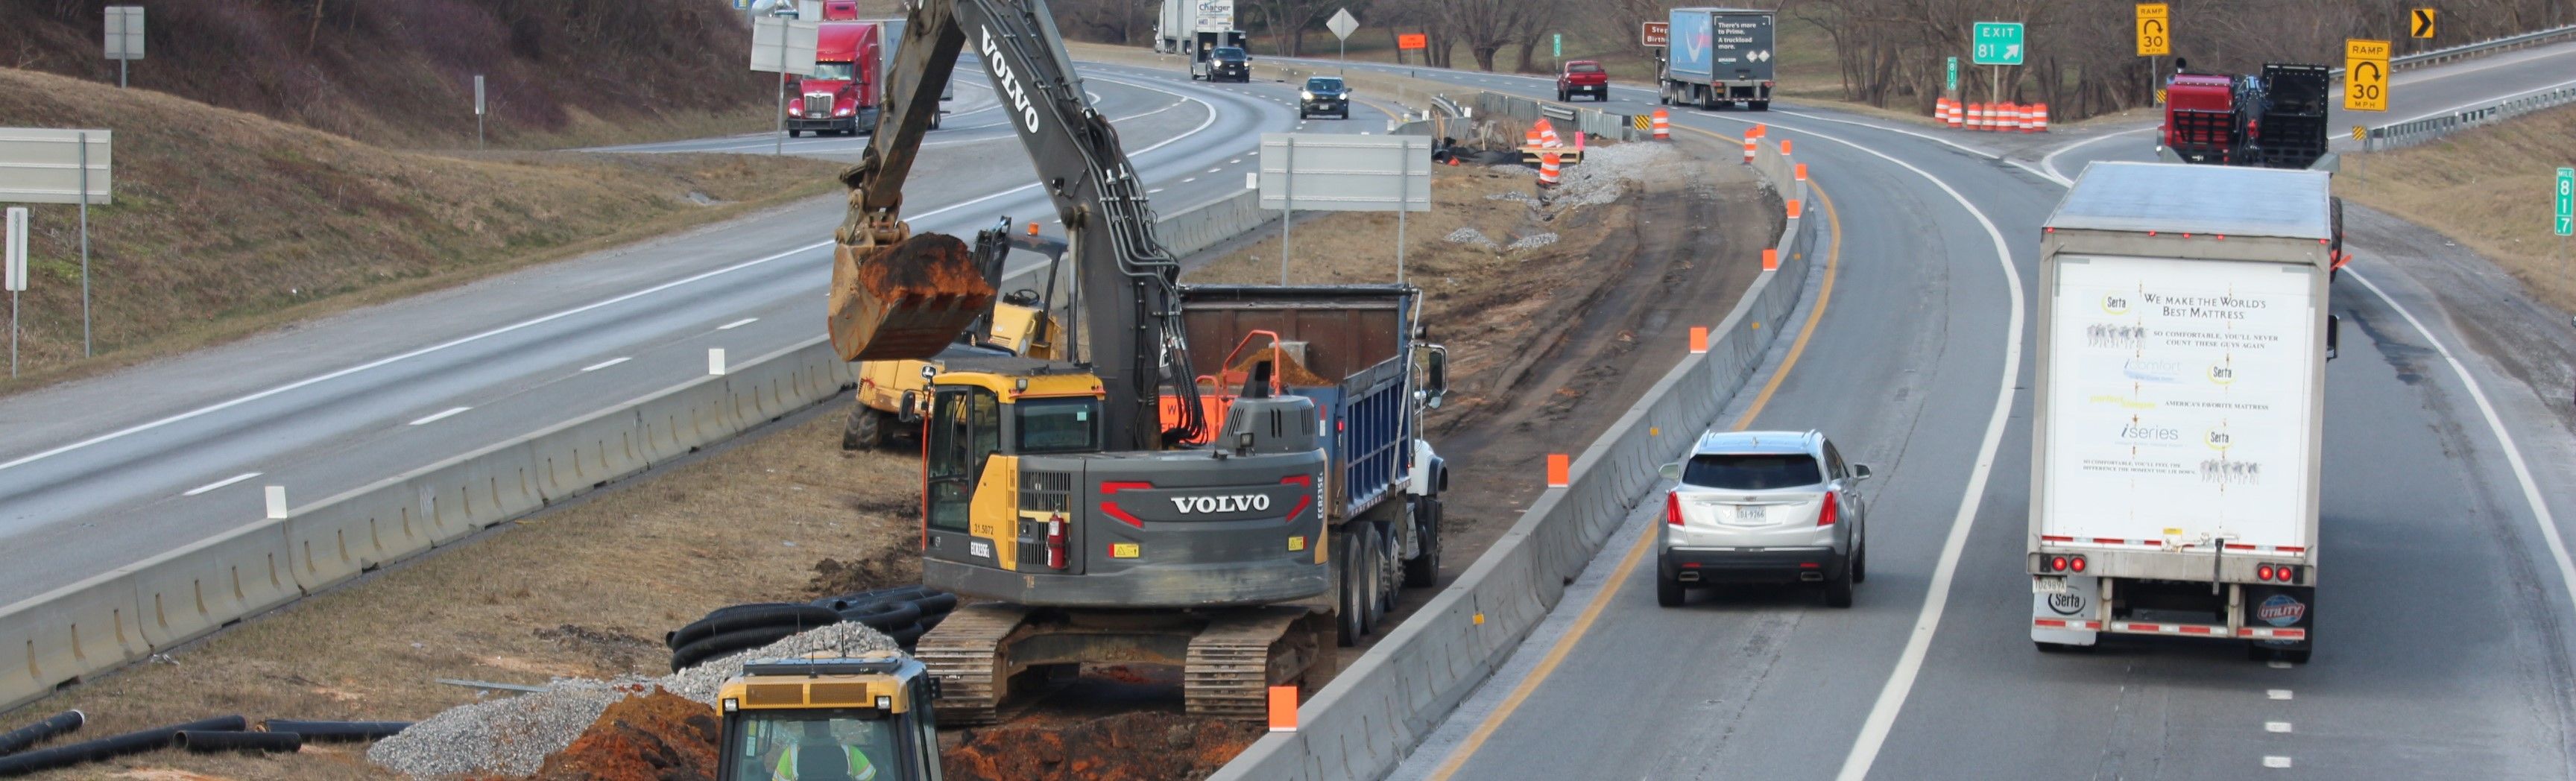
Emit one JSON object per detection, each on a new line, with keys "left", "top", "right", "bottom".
{"left": 0, "top": 185, "right": 1282, "bottom": 715}
{"left": 2329, "top": 22, "right": 2576, "bottom": 77}
{"left": 1470, "top": 92, "right": 1650, "bottom": 142}
{"left": 2364, "top": 83, "right": 2576, "bottom": 151}
{"left": 1211, "top": 109, "right": 1814, "bottom": 780}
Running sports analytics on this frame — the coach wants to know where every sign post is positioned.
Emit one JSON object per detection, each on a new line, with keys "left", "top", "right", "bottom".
{"left": 473, "top": 75, "right": 487, "bottom": 151}
{"left": 1327, "top": 8, "right": 1357, "bottom": 73}
{"left": 1972, "top": 22, "right": 2024, "bottom": 101}
{"left": 751, "top": 17, "right": 821, "bottom": 155}
{"left": 0, "top": 129, "right": 110, "bottom": 359}
{"left": 2343, "top": 39, "right": 2390, "bottom": 112}
{"left": 1260, "top": 134, "right": 1431, "bottom": 282}
{"left": 104, "top": 6, "right": 145, "bottom": 88}
{"left": 6, "top": 206, "right": 24, "bottom": 377}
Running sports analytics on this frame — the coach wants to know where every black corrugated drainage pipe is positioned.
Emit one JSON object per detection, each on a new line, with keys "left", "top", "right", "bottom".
{"left": 0, "top": 715, "right": 245, "bottom": 777}
{"left": 258, "top": 720, "right": 411, "bottom": 742}
{"left": 0, "top": 710, "right": 83, "bottom": 756}
{"left": 175, "top": 730, "right": 303, "bottom": 753}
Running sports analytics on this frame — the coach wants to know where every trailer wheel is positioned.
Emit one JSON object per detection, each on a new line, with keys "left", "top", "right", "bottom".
{"left": 2035, "top": 641, "right": 2087, "bottom": 654}
{"left": 1749, "top": 100, "right": 1771, "bottom": 112}
{"left": 789, "top": 129, "right": 804, "bottom": 138}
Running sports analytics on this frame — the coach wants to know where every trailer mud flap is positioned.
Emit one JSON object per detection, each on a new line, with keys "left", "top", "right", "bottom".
{"left": 2241, "top": 584, "right": 2314, "bottom": 648}
{"left": 2031, "top": 575, "right": 2100, "bottom": 645}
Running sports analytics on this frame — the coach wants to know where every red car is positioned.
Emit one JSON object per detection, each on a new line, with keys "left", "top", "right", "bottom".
{"left": 1557, "top": 60, "right": 1610, "bottom": 102}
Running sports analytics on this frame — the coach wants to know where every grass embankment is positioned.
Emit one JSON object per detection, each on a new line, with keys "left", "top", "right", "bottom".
{"left": 2338, "top": 104, "right": 2576, "bottom": 314}
{"left": 6, "top": 407, "right": 922, "bottom": 780}
{"left": 0, "top": 68, "right": 842, "bottom": 391}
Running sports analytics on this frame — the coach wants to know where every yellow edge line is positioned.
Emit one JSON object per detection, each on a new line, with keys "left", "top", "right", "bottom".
{"left": 1424, "top": 127, "right": 1842, "bottom": 780}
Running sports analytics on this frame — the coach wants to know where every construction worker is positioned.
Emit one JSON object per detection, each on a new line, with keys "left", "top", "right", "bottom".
{"left": 770, "top": 721, "right": 880, "bottom": 781}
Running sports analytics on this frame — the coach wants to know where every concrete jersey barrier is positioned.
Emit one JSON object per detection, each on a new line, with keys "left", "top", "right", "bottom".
{"left": 0, "top": 184, "right": 1284, "bottom": 714}
{"left": 1210, "top": 103, "right": 1816, "bottom": 780}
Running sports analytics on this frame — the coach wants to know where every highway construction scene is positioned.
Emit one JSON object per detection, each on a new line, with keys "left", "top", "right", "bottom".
{"left": 4, "top": 0, "right": 2576, "bottom": 778}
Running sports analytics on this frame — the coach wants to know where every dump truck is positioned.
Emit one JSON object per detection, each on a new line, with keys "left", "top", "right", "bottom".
{"left": 824, "top": 0, "right": 1451, "bottom": 727}
{"left": 1156, "top": 0, "right": 1235, "bottom": 54}
{"left": 1659, "top": 7, "right": 1775, "bottom": 110}
{"left": 714, "top": 654, "right": 943, "bottom": 780}
{"left": 2029, "top": 162, "right": 2341, "bottom": 663}
{"left": 2157, "top": 62, "right": 2334, "bottom": 170}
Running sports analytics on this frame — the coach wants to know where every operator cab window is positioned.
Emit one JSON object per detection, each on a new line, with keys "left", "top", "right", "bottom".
{"left": 723, "top": 707, "right": 908, "bottom": 781}
{"left": 1682, "top": 454, "right": 1824, "bottom": 490}
{"left": 1016, "top": 397, "right": 1100, "bottom": 453}
{"left": 926, "top": 387, "right": 1003, "bottom": 533}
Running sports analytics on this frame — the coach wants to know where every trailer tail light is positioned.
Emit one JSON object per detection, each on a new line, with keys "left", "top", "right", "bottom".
{"left": 2071, "top": 556, "right": 2086, "bottom": 572}
{"left": 1666, "top": 491, "right": 1684, "bottom": 527}
{"left": 1816, "top": 492, "right": 1838, "bottom": 526}
{"left": 2258, "top": 564, "right": 2276, "bottom": 581}
{"left": 2044, "top": 554, "right": 2088, "bottom": 573}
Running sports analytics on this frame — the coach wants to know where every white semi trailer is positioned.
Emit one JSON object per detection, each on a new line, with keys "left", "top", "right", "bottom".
{"left": 2029, "top": 162, "right": 2343, "bottom": 663}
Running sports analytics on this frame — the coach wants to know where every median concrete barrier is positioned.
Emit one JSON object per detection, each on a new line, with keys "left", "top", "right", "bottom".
{"left": 1210, "top": 124, "right": 1813, "bottom": 780}
{"left": 0, "top": 572, "right": 149, "bottom": 712}
{"left": 1159, "top": 188, "right": 1264, "bottom": 259}
{"left": 130, "top": 520, "right": 296, "bottom": 651}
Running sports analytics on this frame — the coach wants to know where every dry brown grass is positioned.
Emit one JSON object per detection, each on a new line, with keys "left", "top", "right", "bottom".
{"left": 0, "top": 68, "right": 842, "bottom": 393}
{"left": 2337, "top": 104, "right": 2576, "bottom": 315}
{"left": 3, "top": 406, "right": 922, "bottom": 780}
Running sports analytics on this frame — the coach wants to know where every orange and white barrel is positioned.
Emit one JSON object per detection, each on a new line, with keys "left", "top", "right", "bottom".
{"left": 1539, "top": 153, "right": 1562, "bottom": 186}
{"left": 2033, "top": 104, "right": 2050, "bottom": 133}
{"left": 1651, "top": 108, "right": 1670, "bottom": 140}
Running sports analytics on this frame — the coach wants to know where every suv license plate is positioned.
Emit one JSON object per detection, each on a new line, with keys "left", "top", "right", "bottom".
{"left": 1722, "top": 506, "right": 1767, "bottom": 526}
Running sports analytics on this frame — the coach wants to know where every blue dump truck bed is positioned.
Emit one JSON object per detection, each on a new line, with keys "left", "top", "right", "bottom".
{"left": 1178, "top": 284, "right": 1421, "bottom": 522}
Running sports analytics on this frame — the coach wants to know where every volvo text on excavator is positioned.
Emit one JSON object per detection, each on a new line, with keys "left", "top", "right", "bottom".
{"left": 822, "top": 0, "right": 1450, "bottom": 724}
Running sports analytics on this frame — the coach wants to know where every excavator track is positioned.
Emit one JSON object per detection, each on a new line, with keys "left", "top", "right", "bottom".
{"left": 916, "top": 602, "right": 1033, "bottom": 726}
{"left": 1183, "top": 607, "right": 1325, "bottom": 719}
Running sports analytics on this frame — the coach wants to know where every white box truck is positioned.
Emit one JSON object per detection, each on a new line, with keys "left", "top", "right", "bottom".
{"left": 2029, "top": 162, "right": 2343, "bottom": 663}
{"left": 1156, "top": 0, "right": 1236, "bottom": 54}
{"left": 1659, "top": 7, "right": 1775, "bottom": 110}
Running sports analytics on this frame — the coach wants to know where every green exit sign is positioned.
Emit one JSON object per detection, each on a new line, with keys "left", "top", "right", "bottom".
{"left": 2557, "top": 166, "right": 2573, "bottom": 236}
{"left": 1974, "top": 22, "right": 2024, "bottom": 66}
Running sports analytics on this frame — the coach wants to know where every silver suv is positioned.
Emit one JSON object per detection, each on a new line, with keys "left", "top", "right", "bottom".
{"left": 1655, "top": 430, "right": 1872, "bottom": 607}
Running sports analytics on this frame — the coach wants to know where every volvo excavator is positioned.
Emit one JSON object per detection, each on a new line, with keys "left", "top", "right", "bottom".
{"left": 824, "top": 0, "right": 1448, "bottom": 724}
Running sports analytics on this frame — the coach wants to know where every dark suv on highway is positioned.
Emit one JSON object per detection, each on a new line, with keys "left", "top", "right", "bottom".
{"left": 1210, "top": 47, "right": 1251, "bottom": 83}
{"left": 1300, "top": 76, "right": 1351, "bottom": 118}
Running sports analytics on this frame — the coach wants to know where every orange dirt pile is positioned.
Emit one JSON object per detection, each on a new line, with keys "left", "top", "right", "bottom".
{"left": 1224, "top": 348, "right": 1336, "bottom": 388}
{"left": 941, "top": 712, "right": 1263, "bottom": 781}
{"left": 534, "top": 687, "right": 722, "bottom": 781}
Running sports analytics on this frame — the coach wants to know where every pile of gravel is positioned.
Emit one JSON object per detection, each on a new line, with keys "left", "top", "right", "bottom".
{"left": 1507, "top": 233, "right": 1561, "bottom": 250}
{"left": 1485, "top": 191, "right": 1538, "bottom": 204}
{"left": 1553, "top": 143, "right": 1676, "bottom": 209}
{"left": 1444, "top": 227, "right": 1498, "bottom": 249}
{"left": 370, "top": 622, "right": 897, "bottom": 777}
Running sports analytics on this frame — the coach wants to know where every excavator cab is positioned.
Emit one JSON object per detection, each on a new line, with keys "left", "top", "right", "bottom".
{"left": 714, "top": 654, "right": 943, "bottom": 781}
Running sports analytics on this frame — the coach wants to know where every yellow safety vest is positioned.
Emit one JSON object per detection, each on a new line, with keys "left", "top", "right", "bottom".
{"left": 771, "top": 744, "right": 879, "bottom": 781}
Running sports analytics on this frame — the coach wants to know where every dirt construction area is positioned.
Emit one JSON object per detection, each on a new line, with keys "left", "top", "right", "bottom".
{"left": 0, "top": 133, "right": 1773, "bottom": 780}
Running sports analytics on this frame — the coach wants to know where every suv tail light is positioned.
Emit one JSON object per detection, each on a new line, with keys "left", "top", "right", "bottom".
{"left": 1666, "top": 491, "right": 1683, "bottom": 527}
{"left": 1816, "top": 492, "right": 1838, "bottom": 527}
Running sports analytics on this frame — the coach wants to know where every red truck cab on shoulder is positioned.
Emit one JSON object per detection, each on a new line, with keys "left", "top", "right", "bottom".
{"left": 821, "top": 0, "right": 857, "bottom": 19}
{"left": 1557, "top": 60, "right": 1610, "bottom": 102}
{"left": 787, "top": 22, "right": 881, "bottom": 137}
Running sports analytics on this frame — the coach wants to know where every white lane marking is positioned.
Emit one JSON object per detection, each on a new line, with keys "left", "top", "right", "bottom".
{"left": 2268, "top": 660, "right": 2294, "bottom": 669}
{"left": 581, "top": 357, "right": 631, "bottom": 372}
{"left": 2264, "top": 756, "right": 2294, "bottom": 769}
{"left": 2039, "top": 127, "right": 2153, "bottom": 184}
{"left": 408, "top": 407, "right": 471, "bottom": 426}
{"left": 1229, "top": 157, "right": 1243, "bottom": 164}
{"left": 719, "top": 317, "right": 759, "bottom": 330}
{"left": 1803, "top": 125, "right": 2025, "bottom": 781}
{"left": 1147, "top": 188, "right": 1166, "bottom": 194}
{"left": 0, "top": 74, "right": 1227, "bottom": 477}
{"left": 1761, "top": 109, "right": 2064, "bottom": 184}
{"left": 182, "top": 472, "right": 262, "bottom": 497}
{"left": 2344, "top": 268, "right": 2576, "bottom": 634}
{"left": 2268, "top": 689, "right": 2294, "bottom": 701}
{"left": 1182, "top": 177, "right": 1197, "bottom": 183}
{"left": 2266, "top": 722, "right": 2294, "bottom": 733}
{"left": 1208, "top": 168, "right": 1223, "bottom": 173}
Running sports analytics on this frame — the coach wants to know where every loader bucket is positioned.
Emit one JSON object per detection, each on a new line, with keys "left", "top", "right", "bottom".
{"left": 827, "top": 233, "right": 997, "bottom": 361}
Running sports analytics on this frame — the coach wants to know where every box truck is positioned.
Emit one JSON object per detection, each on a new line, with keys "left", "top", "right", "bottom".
{"left": 1659, "top": 7, "right": 1775, "bottom": 110}
{"left": 2029, "top": 162, "right": 2342, "bottom": 663}
{"left": 1157, "top": 0, "right": 1237, "bottom": 54}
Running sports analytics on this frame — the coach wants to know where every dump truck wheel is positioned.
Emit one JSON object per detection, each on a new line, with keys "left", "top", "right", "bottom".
{"left": 1336, "top": 528, "right": 1363, "bottom": 646}
{"left": 844, "top": 406, "right": 891, "bottom": 450}
{"left": 1402, "top": 499, "right": 1442, "bottom": 588}
{"left": 1357, "top": 528, "right": 1384, "bottom": 635}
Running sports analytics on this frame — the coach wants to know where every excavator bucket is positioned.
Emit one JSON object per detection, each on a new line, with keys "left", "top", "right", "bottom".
{"left": 827, "top": 233, "right": 997, "bottom": 361}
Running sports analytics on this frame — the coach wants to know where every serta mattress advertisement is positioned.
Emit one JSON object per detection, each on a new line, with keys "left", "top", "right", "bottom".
{"left": 2042, "top": 255, "right": 2317, "bottom": 549}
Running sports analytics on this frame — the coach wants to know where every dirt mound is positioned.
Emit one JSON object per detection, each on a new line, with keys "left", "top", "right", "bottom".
{"left": 806, "top": 547, "right": 921, "bottom": 599}
{"left": 1224, "top": 349, "right": 1336, "bottom": 388}
{"left": 941, "top": 712, "right": 1262, "bottom": 781}
{"left": 535, "top": 687, "right": 722, "bottom": 781}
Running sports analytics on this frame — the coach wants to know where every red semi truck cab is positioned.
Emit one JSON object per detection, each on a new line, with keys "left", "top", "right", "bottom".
{"left": 786, "top": 22, "right": 881, "bottom": 137}
{"left": 2161, "top": 74, "right": 2238, "bottom": 164}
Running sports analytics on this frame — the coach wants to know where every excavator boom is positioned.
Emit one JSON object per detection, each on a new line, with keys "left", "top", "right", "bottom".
{"left": 827, "top": 0, "right": 1201, "bottom": 450}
